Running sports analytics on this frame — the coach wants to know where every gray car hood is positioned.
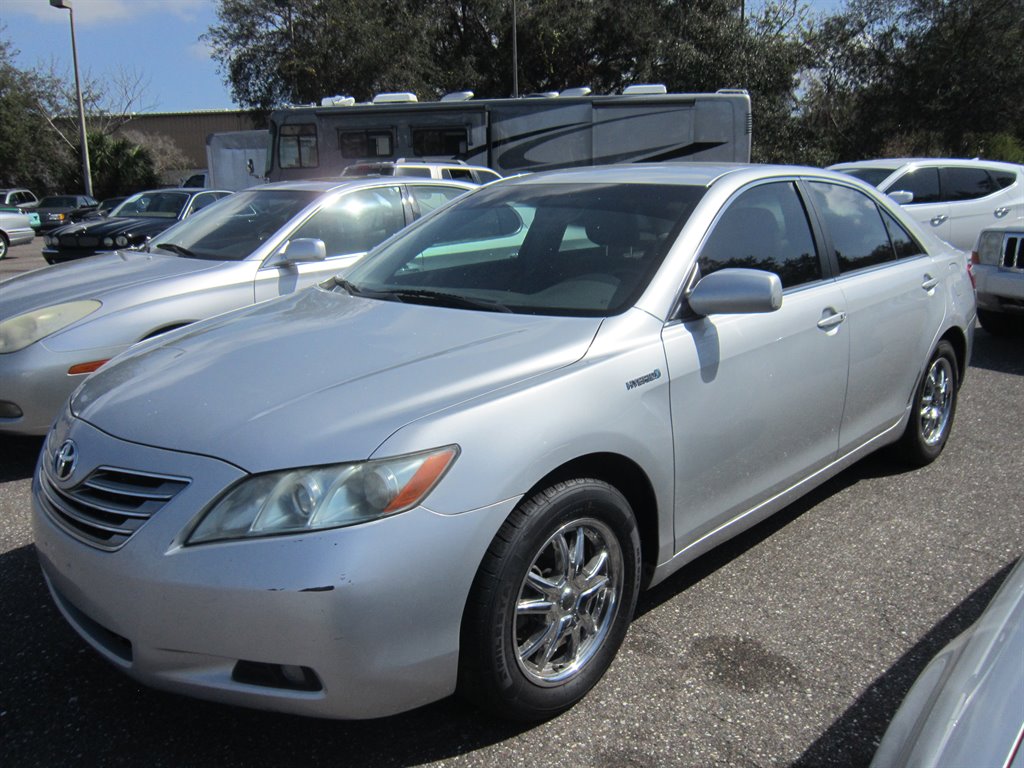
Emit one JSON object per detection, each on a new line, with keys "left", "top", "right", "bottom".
{"left": 73, "top": 287, "right": 602, "bottom": 473}
{"left": 1, "top": 250, "right": 227, "bottom": 319}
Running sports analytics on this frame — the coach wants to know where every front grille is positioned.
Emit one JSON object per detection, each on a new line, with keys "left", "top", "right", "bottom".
{"left": 1001, "top": 234, "right": 1023, "bottom": 270}
{"left": 56, "top": 234, "right": 100, "bottom": 250}
{"left": 40, "top": 466, "right": 190, "bottom": 551}
{"left": 59, "top": 234, "right": 77, "bottom": 247}
{"left": 79, "top": 236, "right": 99, "bottom": 247}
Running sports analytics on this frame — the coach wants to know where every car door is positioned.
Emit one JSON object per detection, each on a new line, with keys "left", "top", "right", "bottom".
{"left": 661, "top": 180, "right": 849, "bottom": 547}
{"left": 940, "top": 166, "right": 1020, "bottom": 251}
{"left": 804, "top": 181, "right": 945, "bottom": 453}
{"left": 253, "top": 185, "right": 409, "bottom": 301}
{"left": 884, "top": 166, "right": 952, "bottom": 245}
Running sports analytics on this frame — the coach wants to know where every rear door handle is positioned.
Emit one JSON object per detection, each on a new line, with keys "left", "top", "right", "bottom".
{"left": 817, "top": 310, "right": 847, "bottom": 330}
{"left": 995, "top": 207, "right": 1010, "bottom": 218}
{"left": 922, "top": 274, "right": 939, "bottom": 291}
{"left": 929, "top": 215, "right": 948, "bottom": 226}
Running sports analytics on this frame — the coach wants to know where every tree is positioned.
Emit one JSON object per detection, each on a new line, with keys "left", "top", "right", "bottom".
{"left": 59, "top": 132, "right": 159, "bottom": 200}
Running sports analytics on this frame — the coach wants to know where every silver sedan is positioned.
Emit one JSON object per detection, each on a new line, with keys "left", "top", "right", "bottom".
{"left": 0, "top": 178, "right": 474, "bottom": 434}
{"left": 32, "top": 164, "right": 976, "bottom": 721}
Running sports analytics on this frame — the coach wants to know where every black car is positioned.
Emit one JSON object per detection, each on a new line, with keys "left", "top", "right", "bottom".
{"left": 41, "top": 188, "right": 231, "bottom": 264}
{"left": 35, "top": 194, "right": 99, "bottom": 232}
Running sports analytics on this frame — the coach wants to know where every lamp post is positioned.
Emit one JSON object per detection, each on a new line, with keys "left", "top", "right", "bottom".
{"left": 512, "top": 0, "right": 519, "bottom": 98}
{"left": 50, "top": 0, "right": 93, "bottom": 198}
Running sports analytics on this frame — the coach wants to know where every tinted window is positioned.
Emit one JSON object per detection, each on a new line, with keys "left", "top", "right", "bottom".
{"left": 290, "top": 186, "right": 406, "bottom": 256}
{"left": 992, "top": 171, "right": 1017, "bottom": 189}
{"left": 190, "top": 193, "right": 222, "bottom": 213}
{"left": 339, "top": 130, "right": 393, "bottom": 159}
{"left": 408, "top": 185, "right": 466, "bottom": 216}
{"left": 941, "top": 167, "right": 997, "bottom": 201}
{"left": 394, "top": 166, "right": 432, "bottom": 178}
{"left": 114, "top": 191, "right": 189, "bottom": 218}
{"left": 279, "top": 124, "right": 319, "bottom": 169}
{"left": 835, "top": 167, "right": 893, "bottom": 187}
{"left": 699, "top": 182, "right": 821, "bottom": 289}
{"left": 344, "top": 183, "right": 704, "bottom": 316}
{"left": 882, "top": 210, "right": 924, "bottom": 259}
{"left": 412, "top": 128, "right": 468, "bottom": 156}
{"left": 890, "top": 167, "right": 940, "bottom": 204}
{"left": 808, "top": 182, "right": 894, "bottom": 273}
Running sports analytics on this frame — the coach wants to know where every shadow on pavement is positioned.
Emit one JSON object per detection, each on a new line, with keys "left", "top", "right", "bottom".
{"left": 792, "top": 559, "right": 1016, "bottom": 767}
{"left": 970, "top": 328, "right": 1024, "bottom": 376}
{"left": 0, "top": 436, "right": 44, "bottom": 482}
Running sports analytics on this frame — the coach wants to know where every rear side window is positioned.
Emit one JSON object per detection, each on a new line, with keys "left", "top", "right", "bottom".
{"left": 992, "top": 171, "right": 1017, "bottom": 189}
{"left": 882, "top": 210, "right": 924, "bottom": 259}
{"left": 808, "top": 182, "right": 894, "bottom": 272}
{"left": 940, "top": 167, "right": 997, "bottom": 201}
{"left": 889, "top": 167, "right": 940, "bottom": 204}
{"left": 699, "top": 182, "right": 821, "bottom": 289}
{"left": 408, "top": 185, "right": 466, "bottom": 216}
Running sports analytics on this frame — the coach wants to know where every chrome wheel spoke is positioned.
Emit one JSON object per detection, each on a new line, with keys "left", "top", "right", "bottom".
{"left": 517, "top": 598, "right": 554, "bottom": 616}
{"left": 542, "top": 615, "right": 574, "bottom": 665}
{"left": 520, "top": 622, "right": 557, "bottom": 661}
{"left": 526, "top": 569, "right": 561, "bottom": 597}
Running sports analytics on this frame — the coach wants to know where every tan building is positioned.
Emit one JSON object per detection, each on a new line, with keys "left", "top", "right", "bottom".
{"left": 111, "top": 109, "right": 262, "bottom": 172}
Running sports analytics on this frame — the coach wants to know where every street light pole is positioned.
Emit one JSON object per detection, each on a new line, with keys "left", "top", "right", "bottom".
{"left": 512, "top": 0, "right": 519, "bottom": 98}
{"left": 50, "top": 0, "right": 93, "bottom": 198}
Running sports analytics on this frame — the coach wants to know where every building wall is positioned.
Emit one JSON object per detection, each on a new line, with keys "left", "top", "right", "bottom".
{"left": 112, "top": 111, "right": 262, "bottom": 169}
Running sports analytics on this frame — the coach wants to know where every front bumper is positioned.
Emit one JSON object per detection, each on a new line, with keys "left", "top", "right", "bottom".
{"left": 974, "top": 264, "right": 1024, "bottom": 314}
{"left": 0, "top": 340, "right": 126, "bottom": 436}
{"left": 31, "top": 415, "right": 513, "bottom": 719}
{"left": 41, "top": 245, "right": 107, "bottom": 265}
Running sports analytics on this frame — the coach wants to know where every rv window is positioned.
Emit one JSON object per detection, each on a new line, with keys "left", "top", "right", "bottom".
{"left": 279, "top": 124, "right": 319, "bottom": 169}
{"left": 339, "top": 130, "right": 394, "bottom": 159}
{"left": 412, "top": 127, "right": 468, "bottom": 157}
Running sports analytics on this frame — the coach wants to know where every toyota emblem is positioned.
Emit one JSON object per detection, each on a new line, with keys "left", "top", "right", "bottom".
{"left": 53, "top": 440, "right": 78, "bottom": 481}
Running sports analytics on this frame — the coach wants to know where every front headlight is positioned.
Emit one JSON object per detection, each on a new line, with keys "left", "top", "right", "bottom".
{"left": 114, "top": 235, "right": 129, "bottom": 247}
{"left": 0, "top": 300, "right": 102, "bottom": 354}
{"left": 187, "top": 446, "right": 459, "bottom": 544}
{"left": 976, "top": 231, "right": 1004, "bottom": 265}
{"left": 102, "top": 237, "right": 114, "bottom": 247}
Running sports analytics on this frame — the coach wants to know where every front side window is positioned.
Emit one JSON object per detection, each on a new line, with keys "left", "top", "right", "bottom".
{"left": 890, "top": 167, "right": 940, "bottom": 204}
{"left": 279, "top": 124, "right": 319, "bottom": 169}
{"left": 699, "top": 182, "right": 821, "bottom": 289}
{"left": 341, "top": 183, "right": 704, "bottom": 316}
{"left": 808, "top": 182, "right": 895, "bottom": 273}
{"left": 113, "top": 191, "right": 189, "bottom": 218}
{"left": 289, "top": 186, "right": 406, "bottom": 256}
{"left": 940, "top": 167, "right": 997, "bottom": 201}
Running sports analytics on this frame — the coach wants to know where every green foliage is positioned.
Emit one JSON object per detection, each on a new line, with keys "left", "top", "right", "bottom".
{"left": 58, "top": 132, "right": 159, "bottom": 200}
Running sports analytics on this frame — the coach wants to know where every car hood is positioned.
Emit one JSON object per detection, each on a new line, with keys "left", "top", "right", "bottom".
{"left": 49, "top": 216, "right": 175, "bottom": 239}
{"left": 0, "top": 250, "right": 229, "bottom": 319}
{"left": 72, "top": 288, "right": 602, "bottom": 473}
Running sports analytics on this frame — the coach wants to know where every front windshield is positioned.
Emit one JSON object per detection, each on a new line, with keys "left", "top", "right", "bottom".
{"left": 149, "top": 188, "right": 320, "bottom": 261}
{"left": 112, "top": 191, "right": 190, "bottom": 218}
{"left": 341, "top": 182, "right": 705, "bottom": 316}
{"left": 833, "top": 167, "right": 894, "bottom": 187}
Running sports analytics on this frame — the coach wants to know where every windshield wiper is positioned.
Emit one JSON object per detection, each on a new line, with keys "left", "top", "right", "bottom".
{"left": 382, "top": 288, "right": 512, "bottom": 313}
{"left": 153, "top": 243, "right": 197, "bottom": 258}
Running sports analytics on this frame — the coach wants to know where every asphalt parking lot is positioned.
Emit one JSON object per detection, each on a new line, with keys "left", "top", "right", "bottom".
{"left": 1, "top": 240, "right": 1021, "bottom": 767}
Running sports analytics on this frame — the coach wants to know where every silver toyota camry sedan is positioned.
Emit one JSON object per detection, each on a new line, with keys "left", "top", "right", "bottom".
{"left": 0, "top": 178, "right": 474, "bottom": 435}
{"left": 31, "top": 164, "right": 976, "bottom": 721}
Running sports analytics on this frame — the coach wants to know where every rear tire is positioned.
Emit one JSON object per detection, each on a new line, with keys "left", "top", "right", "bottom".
{"left": 892, "top": 340, "right": 959, "bottom": 467}
{"left": 0, "top": 233, "right": 8, "bottom": 260}
{"left": 458, "top": 478, "right": 641, "bottom": 721}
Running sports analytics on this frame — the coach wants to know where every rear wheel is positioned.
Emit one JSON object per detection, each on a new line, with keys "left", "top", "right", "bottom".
{"left": 459, "top": 478, "right": 641, "bottom": 720}
{"left": 0, "top": 233, "right": 8, "bottom": 259}
{"left": 892, "top": 340, "right": 959, "bottom": 467}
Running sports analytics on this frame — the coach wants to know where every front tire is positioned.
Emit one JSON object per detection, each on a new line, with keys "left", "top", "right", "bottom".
{"left": 459, "top": 478, "right": 641, "bottom": 721}
{"left": 892, "top": 340, "right": 959, "bottom": 467}
{"left": 0, "top": 233, "right": 8, "bottom": 259}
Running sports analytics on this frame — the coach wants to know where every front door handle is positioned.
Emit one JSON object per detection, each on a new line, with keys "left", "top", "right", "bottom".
{"left": 930, "top": 215, "right": 948, "bottom": 227}
{"left": 922, "top": 274, "right": 939, "bottom": 291}
{"left": 995, "top": 207, "right": 1010, "bottom": 218}
{"left": 817, "top": 310, "right": 847, "bottom": 330}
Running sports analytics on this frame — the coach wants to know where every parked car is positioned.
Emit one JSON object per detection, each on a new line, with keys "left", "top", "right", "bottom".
{"left": 95, "top": 196, "right": 127, "bottom": 217}
{"left": 41, "top": 188, "right": 231, "bottom": 264}
{"left": 35, "top": 194, "right": 99, "bottom": 232}
{"left": 0, "top": 187, "right": 40, "bottom": 210}
{"left": 828, "top": 158, "right": 1024, "bottom": 252}
{"left": 0, "top": 208, "right": 35, "bottom": 258}
{"left": 341, "top": 159, "right": 503, "bottom": 184}
{"left": 29, "top": 164, "right": 975, "bottom": 721}
{"left": 0, "top": 177, "right": 475, "bottom": 435}
{"left": 971, "top": 222, "right": 1024, "bottom": 335}
{"left": 870, "top": 555, "right": 1024, "bottom": 768}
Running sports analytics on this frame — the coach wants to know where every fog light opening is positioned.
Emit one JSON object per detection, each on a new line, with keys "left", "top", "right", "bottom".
{"left": 0, "top": 401, "right": 24, "bottom": 419}
{"left": 231, "top": 660, "right": 323, "bottom": 692}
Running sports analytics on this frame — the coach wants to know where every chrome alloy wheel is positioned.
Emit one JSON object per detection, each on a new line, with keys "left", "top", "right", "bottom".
{"left": 513, "top": 518, "right": 624, "bottom": 686}
{"left": 920, "top": 356, "right": 954, "bottom": 446}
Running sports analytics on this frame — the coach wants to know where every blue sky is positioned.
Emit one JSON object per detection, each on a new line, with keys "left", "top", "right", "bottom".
{"left": 3, "top": 0, "right": 848, "bottom": 114}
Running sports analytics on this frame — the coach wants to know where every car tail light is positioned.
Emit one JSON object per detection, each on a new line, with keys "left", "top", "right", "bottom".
{"left": 966, "top": 258, "right": 976, "bottom": 289}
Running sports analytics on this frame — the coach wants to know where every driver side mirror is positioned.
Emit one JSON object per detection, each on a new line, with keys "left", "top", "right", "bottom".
{"left": 888, "top": 190, "right": 914, "bottom": 205}
{"left": 687, "top": 268, "right": 783, "bottom": 316}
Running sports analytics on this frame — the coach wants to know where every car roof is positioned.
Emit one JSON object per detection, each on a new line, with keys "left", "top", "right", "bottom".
{"left": 830, "top": 157, "right": 1023, "bottom": 171}
{"left": 251, "top": 177, "right": 479, "bottom": 193}
{"left": 497, "top": 162, "right": 853, "bottom": 188}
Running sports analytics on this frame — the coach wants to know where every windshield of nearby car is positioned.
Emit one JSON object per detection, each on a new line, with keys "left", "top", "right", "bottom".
{"left": 832, "top": 167, "right": 894, "bottom": 187}
{"left": 340, "top": 182, "right": 705, "bottom": 316}
{"left": 149, "top": 188, "right": 321, "bottom": 261}
{"left": 39, "top": 196, "right": 80, "bottom": 208}
{"left": 111, "top": 191, "right": 190, "bottom": 218}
